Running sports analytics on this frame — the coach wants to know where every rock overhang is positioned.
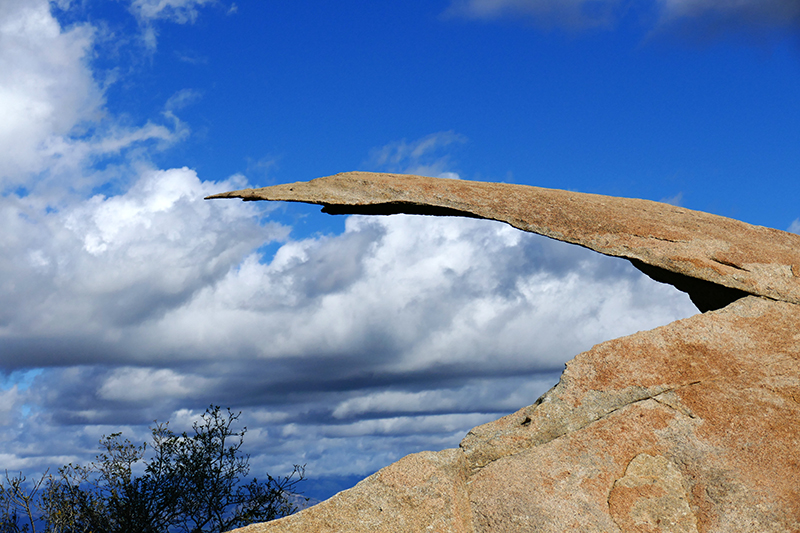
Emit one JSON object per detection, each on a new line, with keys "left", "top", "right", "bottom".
{"left": 206, "top": 171, "right": 800, "bottom": 313}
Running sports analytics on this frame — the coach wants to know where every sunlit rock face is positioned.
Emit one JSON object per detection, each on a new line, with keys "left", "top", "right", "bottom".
{"left": 213, "top": 173, "right": 800, "bottom": 533}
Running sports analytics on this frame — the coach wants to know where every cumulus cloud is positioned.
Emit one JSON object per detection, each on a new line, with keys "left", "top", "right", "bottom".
{"left": 0, "top": 0, "right": 102, "bottom": 186}
{"left": 147, "top": 215, "right": 693, "bottom": 371}
{"left": 0, "top": 0, "right": 701, "bottom": 485}
{"left": 0, "top": 167, "right": 284, "bottom": 354}
{"left": 0, "top": 0, "right": 190, "bottom": 195}
{"left": 789, "top": 219, "right": 800, "bottom": 234}
{"left": 5, "top": 207, "right": 691, "bottom": 371}
{"left": 0, "top": 207, "right": 697, "bottom": 476}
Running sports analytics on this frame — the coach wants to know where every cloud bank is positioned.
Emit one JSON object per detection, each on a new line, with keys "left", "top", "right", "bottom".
{"left": 2, "top": 203, "right": 697, "bottom": 476}
{"left": 0, "top": 0, "right": 699, "bottom": 488}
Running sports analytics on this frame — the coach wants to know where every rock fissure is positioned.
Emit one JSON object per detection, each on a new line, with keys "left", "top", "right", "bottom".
{"left": 628, "top": 233, "right": 687, "bottom": 244}
{"left": 462, "top": 377, "right": 712, "bottom": 474}
{"left": 554, "top": 383, "right": 700, "bottom": 440}
{"left": 651, "top": 392, "right": 699, "bottom": 420}
{"left": 586, "top": 389, "right": 680, "bottom": 427}
{"left": 710, "top": 258, "right": 749, "bottom": 272}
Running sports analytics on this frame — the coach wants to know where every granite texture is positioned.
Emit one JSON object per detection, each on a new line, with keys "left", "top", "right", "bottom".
{"left": 209, "top": 173, "right": 800, "bottom": 533}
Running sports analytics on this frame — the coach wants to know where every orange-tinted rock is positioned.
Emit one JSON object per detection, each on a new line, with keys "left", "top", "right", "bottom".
{"left": 234, "top": 449, "right": 474, "bottom": 533}
{"left": 211, "top": 174, "right": 800, "bottom": 533}
{"left": 464, "top": 296, "right": 800, "bottom": 532}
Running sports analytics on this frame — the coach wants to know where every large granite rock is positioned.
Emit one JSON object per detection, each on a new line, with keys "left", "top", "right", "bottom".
{"left": 209, "top": 173, "right": 800, "bottom": 533}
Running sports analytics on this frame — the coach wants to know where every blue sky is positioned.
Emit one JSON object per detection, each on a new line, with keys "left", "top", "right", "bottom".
{"left": 1, "top": 0, "right": 798, "bottom": 503}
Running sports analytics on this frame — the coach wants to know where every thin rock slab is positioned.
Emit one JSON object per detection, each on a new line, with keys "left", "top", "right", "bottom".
{"left": 207, "top": 172, "right": 800, "bottom": 310}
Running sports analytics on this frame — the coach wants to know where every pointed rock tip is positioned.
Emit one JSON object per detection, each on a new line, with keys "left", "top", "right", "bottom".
{"left": 204, "top": 189, "right": 251, "bottom": 200}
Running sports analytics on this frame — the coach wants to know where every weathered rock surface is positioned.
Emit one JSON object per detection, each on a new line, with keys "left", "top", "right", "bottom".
{"left": 464, "top": 296, "right": 800, "bottom": 532}
{"left": 236, "top": 449, "right": 474, "bottom": 533}
{"left": 210, "top": 173, "right": 800, "bottom": 533}
{"left": 207, "top": 172, "right": 800, "bottom": 311}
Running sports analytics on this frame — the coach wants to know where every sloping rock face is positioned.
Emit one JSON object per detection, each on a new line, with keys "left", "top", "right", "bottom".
{"left": 211, "top": 173, "right": 800, "bottom": 533}
{"left": 463, "top": 296, "right": 800, "bottom": 532}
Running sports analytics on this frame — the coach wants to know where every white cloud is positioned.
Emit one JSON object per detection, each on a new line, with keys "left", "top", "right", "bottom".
{"left": 291, "top": 413, "right": 497, "bottom": 439}
{"left": 660, "top": 192, "right": 683, "bottom": 206}
{"left": 98, "top": 213, "right": 696, "bottom": 387}
{"left": 0, "top": 387, "right": 23, "bottom": 425}
{"left": 366, "top": 131, "right": 468, "bottom": 176}
{"left": 331, "top": 376, "right": 558, "bottom": 419}
{"left": 789, "top": 219, "right": 800, "bottom": 234}
{"left": 98, "top": 367, "right": 213, "bottom": 401}
{"left": 0, "top": 0, "right": 190, "bottom": 194}
{"left": 164, "top": 88, "right": 203, "bottom": 113}
{"left": 0, "top": 0, "right": 102, "bottom": 187}
{"left": 0, "top": 166, "right": 285, "bottom": 340}
{"left": 129, "top": 0, "right": 216, "bottom": 50}
{"left": 0, "top": 201, "right": 697, "bottom": 476}
{"left": 129, "top": 0, "right": 215, "bottom": 24}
